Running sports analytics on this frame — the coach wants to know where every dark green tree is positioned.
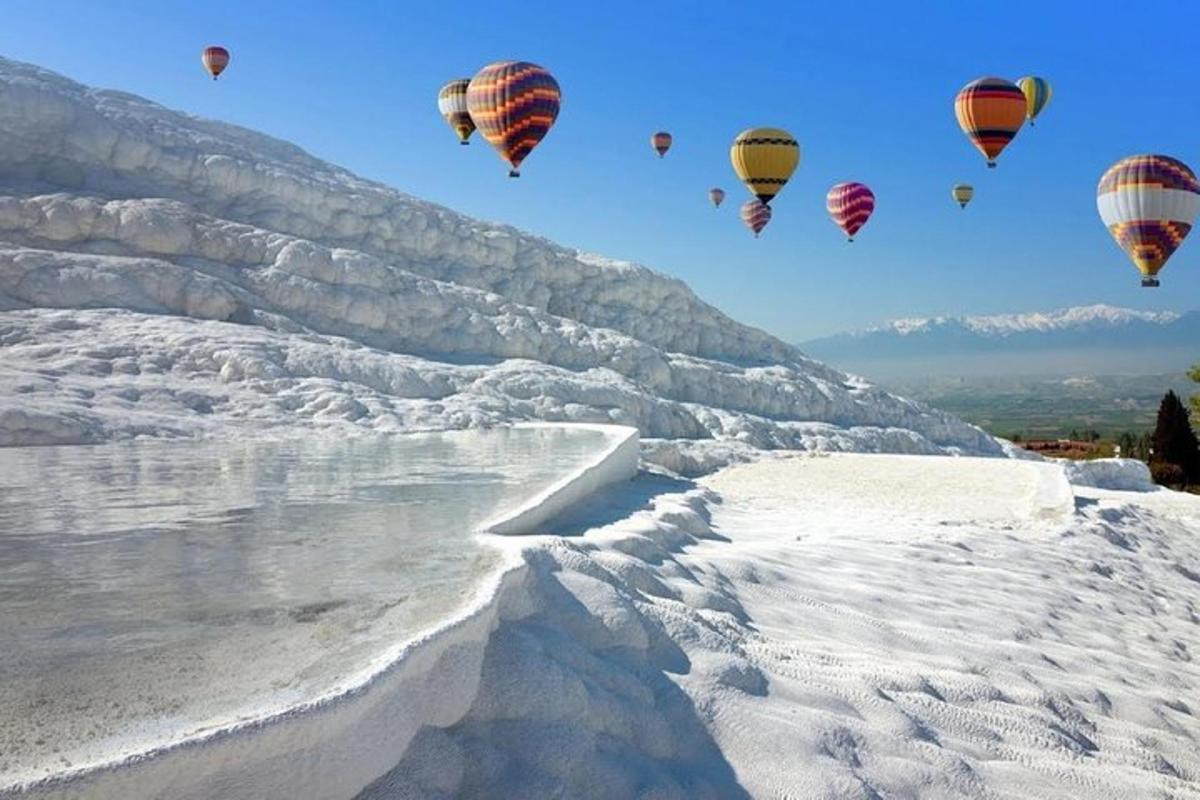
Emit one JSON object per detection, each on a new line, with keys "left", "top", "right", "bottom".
{"left": 1150, "top": 390, "right": 1200, "bottom": 484}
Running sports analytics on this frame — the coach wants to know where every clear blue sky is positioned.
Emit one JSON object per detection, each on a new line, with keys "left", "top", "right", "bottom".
{"left": 1, "top": 1, "right": 1198, "bottom": 341}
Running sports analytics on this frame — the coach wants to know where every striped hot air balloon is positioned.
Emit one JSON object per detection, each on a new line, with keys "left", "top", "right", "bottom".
{"left": 826, "top": 182, "right": 875, "bottom": 242}
{"left": 709, "top": 187, "right": 726, "bottom": 208}
{"left": 466, "top": 61, "right": 561, "bottom": 177}
{"left": 1097, "top": 155, "right": 1200, "bottom": 287}
{"left": 952, "top": 183, "right": 974, "bottom": 209}
{"left": 730, "top": 128, "right": 800, "bottom": 204}
{"left": 740, "top": 199, "right": 771, "bottom": 238}
{"left": 201, "top": 46, "right": 230, "bottom": 80}
{"left": 651, "top": 132, "right": 672, "bottom": 158}
{"left": 1017, "top": 76, "right": 1052, "bottom": 126}
{"left": 438, "top": 79, "right": 476, "bottom": 145}
{"left": 954, "top": 77, "right": 1026, "bottom": 167}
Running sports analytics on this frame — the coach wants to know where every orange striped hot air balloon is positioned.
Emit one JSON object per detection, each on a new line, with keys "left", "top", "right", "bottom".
{"left": 740, "top": 199, "right": 771, "bottom": 238}
{"left": 201, "top": 46, "right": 230, "bottom": 80}
{"left": 651, "top": 131, "right": 672, "bottom": 158}
{"left": 954, "top": 77, "right": 1026, "bottom": 167}
{"left": 466, "top": 61, "right": 561, "bottom": 177}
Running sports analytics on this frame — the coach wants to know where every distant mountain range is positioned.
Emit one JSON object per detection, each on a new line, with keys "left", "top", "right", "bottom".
{"left": 801, "top": 305, "right": 1200, "bottom": 379}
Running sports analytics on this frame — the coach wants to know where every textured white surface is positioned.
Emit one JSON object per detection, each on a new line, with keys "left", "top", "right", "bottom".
{"left": 0, "top": 57, "right": 998, "bottom": 465}
{"left": 359, "top": 455, "right": 1200, "bottom": 800}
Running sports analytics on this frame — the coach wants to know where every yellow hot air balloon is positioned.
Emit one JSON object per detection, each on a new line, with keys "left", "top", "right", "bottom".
{"left": 1016, "top": 76, "right": 1051, "bottom": 126}
{"left": 952, "top": 183, "right": 974, "bottom": 209}
{"left": 730, "top": 128, "right": 800, "bottom": 205}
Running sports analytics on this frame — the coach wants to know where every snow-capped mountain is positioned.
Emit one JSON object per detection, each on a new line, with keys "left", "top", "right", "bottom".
{"left": 0, "top": 57, "right": 1000, "bottom": 468}
{"left": 802, "top": 305, "right": 1200, "bottom": 378}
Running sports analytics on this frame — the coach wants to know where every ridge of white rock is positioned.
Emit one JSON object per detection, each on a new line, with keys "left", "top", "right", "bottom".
{"left": 0, "top": 57, "right": 1000, "bottom": 466}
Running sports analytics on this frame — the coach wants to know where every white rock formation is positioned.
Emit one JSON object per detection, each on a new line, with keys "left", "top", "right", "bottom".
{"left": 0, "top": 58, "right": 1000, "bottom": 468}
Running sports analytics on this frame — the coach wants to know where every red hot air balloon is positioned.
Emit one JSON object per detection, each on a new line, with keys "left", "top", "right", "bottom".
{"left": 202, "top": 46, "right": 230, "bottom": 80}
{"left": 740, "top": 199, "right": 771, "bottom": 238}
{"left": 826, "top": 182, "right": 876, "bottom": 242}
{"left": 466, "top": 61, "right": 561, "bottom": 177}
{"left": 651, "top": 131, "right": 672, "bottom": 158}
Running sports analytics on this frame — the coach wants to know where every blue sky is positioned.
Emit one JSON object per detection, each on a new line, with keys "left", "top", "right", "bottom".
{"left": 1, "top": 1, "right": 1198, "bottom": 340}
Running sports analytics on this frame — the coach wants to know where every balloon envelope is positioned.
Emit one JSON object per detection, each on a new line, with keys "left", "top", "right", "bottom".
{"left": 438, "top": 79, "right": 476, "bottom": 144}
{"left": 954, "top": 77, "right": 1025, "bottom": 166}
{"left": 740, "top": 199, "right": 772, "bottom": 237}
{"left": 202, "top": 46, "right": 230, "bottom": 80}
{"left": 466, "top": 61, "right": 561, "bottom": 177}
{"left": 1016, "top": 76, "right": 1052, "bottom": 125}
{"left": 826, "top": 182, "right": 875, "bottom": 241}
{"left": 730, "top": 128, "right": 800, "bottom": 204}
{"left": 952, "top": 183, "right": 974, "bottom": 208}
{"left": 652, "top": 132, "right": 672, "bottom": 158}
{"left": 1097, "top": 154, "right": 1200, "bottom": 286}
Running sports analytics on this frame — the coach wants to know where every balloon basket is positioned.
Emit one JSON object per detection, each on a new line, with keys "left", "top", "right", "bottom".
{"left": 1141, "top": 277, "right": 1160, "bottom": 288}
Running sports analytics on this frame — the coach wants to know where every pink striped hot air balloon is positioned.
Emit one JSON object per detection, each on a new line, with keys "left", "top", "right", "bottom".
{"left": 740, "top": 199, "right": 771, "bottom": 238}
{"left": 826, "top": 182, "right": 876, "bottom": 242}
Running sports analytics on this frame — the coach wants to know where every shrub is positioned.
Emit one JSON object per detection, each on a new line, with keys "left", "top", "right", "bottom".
{"left": 1150, "top": 461, "right": 1186, "bottom": 488}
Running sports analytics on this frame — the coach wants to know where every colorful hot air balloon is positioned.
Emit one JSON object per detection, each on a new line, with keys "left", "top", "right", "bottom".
{"left": 438, "top": 79, "right": 476, "bottom": 145}
{"left": 954, "top": 77, "right": 1026, "bottom": 167}
{"left": 466, "top": 61, "right": 561, "bottom": 178}
{"left": 826, "top": 182, "right": 875, "bottom": 242}
{"left": 730, "top": 128, "right": 800, "bottom": 204}
{"left": 1097, "top": 155, "right": 1200, "bottom": 287}
{"left": 1016, "top": 76, "right": 1052, "bottom": 126}
{"left": 709, "top": 187, "right": 726, "bottom": 208}
{"left": 652, "top": 132, "right": 672, "bottom": 158}
{"left": 740, "top": 199, "right": 772, "bottom": 238}
{"left": 952, "top": 183, "right": 974, "bottom": 209}
{"left": 201, "top": 46, "right": 230, "bottom": 80}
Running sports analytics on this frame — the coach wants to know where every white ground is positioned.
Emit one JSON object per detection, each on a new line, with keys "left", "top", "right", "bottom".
{"left": 359, "top": 455, "right": 1200, "bottom": 800}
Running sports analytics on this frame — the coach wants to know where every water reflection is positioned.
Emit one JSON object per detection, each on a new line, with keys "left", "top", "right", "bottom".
{"left": 0, "top": 426, "right": 607, "bottom": 778}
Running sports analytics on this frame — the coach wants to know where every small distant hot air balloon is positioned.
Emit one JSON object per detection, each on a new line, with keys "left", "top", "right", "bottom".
{"left": 826, "top": 182, "right": 875, "bottom": 242}
{"left": 954, "top": 77, "right": 1026, "bottom": 167}
{"left": 709, "top": 188, "right": 726, "bottom": 208}
{"left": 1097, "top": 155, "right": 1200, "bottom": 287}
{"left": 1016, "top": 76, "right": 1052, "bottom": 126}
{"left": 952, "top": 183, "right": 974, "bottom": 209}
{"left": 740, "top": 199, "right": 772, "bottom": 238}
{"left": 652, "top": 132, "right": 672, "bottom": 158}
{"left": 730, "top": 128, "right": 800, "bottom": 204}
{"left": 467, "top": 61, "right": 561, "bottom": 177}
{"left": 438, "top": 79, "right": 476, "bottom": 145}
{"left": 202, "top": 46, "right": 230, "bottom": 80}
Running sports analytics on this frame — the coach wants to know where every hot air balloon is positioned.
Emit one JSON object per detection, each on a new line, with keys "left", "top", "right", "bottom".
{"left": 826, "top": 182, "right": 875, "bottom": 242}
{"left": 438, "top": 79, "right": 476, "bottom": 145}
{"left": 652, "top": 132, "right": 672, "bottom": 158}
{"left": 466, "top": 61, "right": 561, "bottom": 177}
{"left": 1097, "top": 155, "right": 1200, "bottom": 287}
{"left": 1016, "top": 76, "right": 1051, "bottom": 126}
{"left": 952, "top": 183, "right": 974, "bottom": 209}
{"left": 709, "top": 188, "right": 726, "bottom": 208}
{"left": 202, "top": 46, "right": 230, "bottom": 80}
{"left": 730, "top": 128, "right": 800, "bottom": 204}
{"left": 740, "top": 199, "right": 771, "bottom": 238}
{"left": 954, "top": 77, "right": 1026, "bottom": 167}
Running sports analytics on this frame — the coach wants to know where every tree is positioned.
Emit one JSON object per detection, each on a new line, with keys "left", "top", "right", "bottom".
{"left": 1191, "top": 363, "right": 1200, "bottom": 417}
{"left": 1150, "top": 390, "right": 1200, "bottom": 485}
